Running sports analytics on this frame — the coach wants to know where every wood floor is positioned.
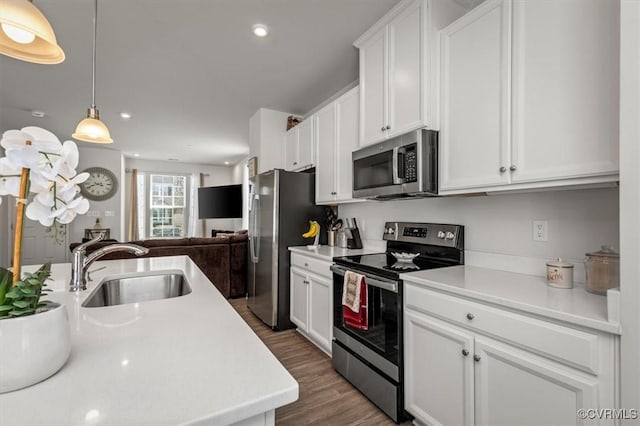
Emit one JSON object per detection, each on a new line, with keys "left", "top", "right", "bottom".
{"left": 229, "top": 298, "right": 410, "bottom": 426}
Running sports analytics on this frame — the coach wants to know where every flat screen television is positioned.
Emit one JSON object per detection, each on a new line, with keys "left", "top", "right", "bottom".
{"left": 198, "top": 184, "right": 243, "bottom": 219}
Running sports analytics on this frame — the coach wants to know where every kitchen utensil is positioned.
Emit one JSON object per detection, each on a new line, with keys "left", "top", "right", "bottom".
{"left": 346, "top": 218, "right": 363, "bottom": 249}
{"left": 333, "top": 219, "right": 343, "bottom": 231}
{"left": 546, "top": 258, "right": 574, "bottom": 289}
{"left": 327, "top": 230, "right": 336, "bottom": 247}
{"left": 337, "top": 229, "right": 348, "bottom": 248}
{"left": 584, "top": 245, "right": 620, "bottom": 295}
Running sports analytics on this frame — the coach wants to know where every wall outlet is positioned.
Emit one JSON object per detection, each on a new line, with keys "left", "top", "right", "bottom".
{"left": 87, "top": 210, "right": 100, "bottom": 217}
{"left": 104, "top": 211, "right": 115, "bottom": 217}
{"left": 533, "top": 220, "right": 548, "bottom": 241}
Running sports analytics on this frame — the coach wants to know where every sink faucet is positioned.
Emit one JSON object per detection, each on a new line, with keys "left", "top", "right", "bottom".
{"left": 69, "top": 233, "right": 149, "bottom": 292}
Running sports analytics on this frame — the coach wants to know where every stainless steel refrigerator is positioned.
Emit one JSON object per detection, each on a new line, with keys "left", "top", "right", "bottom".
{"left": 247, "top": 169, "right": 325, "bottom": 330}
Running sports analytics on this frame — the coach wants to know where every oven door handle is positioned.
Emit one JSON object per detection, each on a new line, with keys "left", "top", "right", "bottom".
{"left": 330, "top": 265, "right": 398, "bottom": 293}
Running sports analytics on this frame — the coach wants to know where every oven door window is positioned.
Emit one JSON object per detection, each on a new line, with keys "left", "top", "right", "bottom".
{"left": 353, "top": 151, "right": 394, "bottom": 191}
{"left": 333, "top": 275, "right": 400, "bottom": 365}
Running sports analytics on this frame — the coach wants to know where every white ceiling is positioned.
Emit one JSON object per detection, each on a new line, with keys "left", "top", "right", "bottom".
{"left": 0, "top": 0, "right": 403, "bottom": 166}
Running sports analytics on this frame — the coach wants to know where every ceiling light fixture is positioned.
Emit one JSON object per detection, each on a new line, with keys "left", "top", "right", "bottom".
{"left": 252, "top": 24, "right": 268, "bottom": 37}
{"left": 0, "top": 0, "right": 65, "bottom": 64}
{"left": 224, "top": 161, "right": 230, "bottom": 165}
{"left": 119, "top": 112, "right": 131, "bottom": 119}
{"left": 31, "top": 110, "right": 44, "bottom": 118}
{"left": 72, "top": 0, "right": 112, "bottom": 144}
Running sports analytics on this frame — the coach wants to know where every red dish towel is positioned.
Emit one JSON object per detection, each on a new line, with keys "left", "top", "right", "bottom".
{"left": 342, "top": 271, "right": 368, "bottom": 330}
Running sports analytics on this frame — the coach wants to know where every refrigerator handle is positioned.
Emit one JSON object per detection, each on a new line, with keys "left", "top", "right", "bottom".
{"left": 250, "top": 193, "right": 260, "bottom": 263}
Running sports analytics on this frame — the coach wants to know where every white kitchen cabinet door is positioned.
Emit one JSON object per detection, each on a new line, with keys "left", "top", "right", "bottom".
{"left": 439, "top": 0, "right": 511, "bottom": 191}
{"left": 335, "top": 86, "right": 359, "bottom": 202}
{"left": 315, "top": 103, "right": 336, "bottom": 204}
{"left": 296, "top": 118, "right": 314, "bottom": 170}
{"left": 283, "top": 129, "right": 298, "bottom": 171}
{"left": 359, "top": 28, "right": 387, "bottom": 147}
{"left": 290, "top": 267, "right": 308, "bottom": 332}
{"left": 388, "top": 0, "right": 424, "bottom": 138}
{"left": 509, "top": 0, "right": 619, "bottom": 183}
{"left": 307, "top": 274, "right": 332, "bottom": 354}
{"left": 404, "top": 310, "right": 475, "bottom": 426}
{"left": 474, "top": 336, "right": 599, "bottom": 426}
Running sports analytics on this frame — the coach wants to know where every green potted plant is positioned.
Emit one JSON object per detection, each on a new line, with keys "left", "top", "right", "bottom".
{"left": 0, "top": 126, "right": 90, "bottom": 393}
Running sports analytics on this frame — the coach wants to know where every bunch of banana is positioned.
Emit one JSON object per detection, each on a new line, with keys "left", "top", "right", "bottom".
{"left": 302, "top": 220, "right": 320, "bottom": 238}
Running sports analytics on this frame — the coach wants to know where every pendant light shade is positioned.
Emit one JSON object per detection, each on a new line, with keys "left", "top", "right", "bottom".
{"left": 0, "top": 0, "right": 65, "bottom": 64}
{"left": 72, "top": 107, "right": 113, "bottom": 144}
{"left": 73, "top": 0, "right": 112, "bottom": 144}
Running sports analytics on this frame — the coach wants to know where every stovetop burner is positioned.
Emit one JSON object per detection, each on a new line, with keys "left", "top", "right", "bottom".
{"left": 332, "top": 222, "right": 464, "bottom": 279}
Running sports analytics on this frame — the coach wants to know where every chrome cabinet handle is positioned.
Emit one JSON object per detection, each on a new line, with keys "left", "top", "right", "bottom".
{"left": 293, "top": 161, "right": 298, "bottom": 166}
{"left": 304, "top": 263, "right": 309, "bottom": 267}
{"left": 474, "top": 355, "right": 481, "bottom": 362}
{"left": 381, "top": 126, "right": 386, "bottom": 132}
{"left": 386, "top": 125, "right": 391, "bottom": 130}
{"left": 462, "top": 349, "right": 469, "bottom": 356}
{"left": 510, "top": 165, "right": 517, "bottom": 171}
{"left": 499, "top": 166, "right": 507, "bottom": 173}
{"left": 466, "top": 313, "right": 475, "bottom": 320}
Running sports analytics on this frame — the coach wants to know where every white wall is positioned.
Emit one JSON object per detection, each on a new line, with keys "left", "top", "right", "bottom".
{"left": 68, "top": 146, "right": 124, "bottom": 244}
{"left": 619, "top": 0, "right": 640, "bottom": 413}
{"left": 124, "top": 158, "right": 238, "bottom": 238}
{"left": 231, "top": 159, "right": 249, "bottom": 230}
{"left": 339, "top": 187, "right": 619, "bottom": 281}
{"left": 0, "top": 190, "right": 7, "bottom": 267}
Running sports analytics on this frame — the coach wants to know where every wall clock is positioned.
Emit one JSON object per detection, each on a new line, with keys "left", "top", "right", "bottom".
{"left": 79, "top": 167, "right": 118, "bottom": 201}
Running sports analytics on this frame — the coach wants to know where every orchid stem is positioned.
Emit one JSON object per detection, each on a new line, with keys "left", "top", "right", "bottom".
{"left": 12, "top": 167, "right": 30, "bottom": 286}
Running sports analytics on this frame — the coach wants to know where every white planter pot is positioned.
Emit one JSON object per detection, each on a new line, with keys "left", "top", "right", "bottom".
{"left": 0, "top": 302, "right": 71, "bottom": 393}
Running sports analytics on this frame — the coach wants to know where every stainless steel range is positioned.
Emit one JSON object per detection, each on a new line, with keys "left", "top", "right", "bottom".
{"left": 331, "top": 222, "right": 464, "bottom": 423}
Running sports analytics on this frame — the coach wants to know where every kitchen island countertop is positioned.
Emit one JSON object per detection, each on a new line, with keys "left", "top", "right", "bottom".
{"left": 0, "top": 256, "right": 298, "bottom": 425}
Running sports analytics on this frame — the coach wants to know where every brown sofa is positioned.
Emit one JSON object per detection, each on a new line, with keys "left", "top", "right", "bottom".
{"left": 70, "top": 233, "right": 248, "bottom": 299}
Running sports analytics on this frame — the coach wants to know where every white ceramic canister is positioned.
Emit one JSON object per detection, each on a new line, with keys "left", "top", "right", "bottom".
{"left": 546, "top": 258, "right": 574, "bottom": 289}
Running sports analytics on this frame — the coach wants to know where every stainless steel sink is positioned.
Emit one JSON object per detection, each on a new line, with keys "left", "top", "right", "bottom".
{"left": 82, "top": 273, "right": 191, "bottom": 307}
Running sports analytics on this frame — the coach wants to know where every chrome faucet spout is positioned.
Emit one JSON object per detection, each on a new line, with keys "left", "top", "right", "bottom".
{"left": 69, "top": 234, "right": 149, "bottom": 292}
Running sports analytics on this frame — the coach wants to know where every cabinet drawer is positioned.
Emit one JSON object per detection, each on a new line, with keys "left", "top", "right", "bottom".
{"left": 290, "top": 253, "right": 332, "bottom": 279}
{"left": 404, "top": 283, "right": 601, "bottom": 374}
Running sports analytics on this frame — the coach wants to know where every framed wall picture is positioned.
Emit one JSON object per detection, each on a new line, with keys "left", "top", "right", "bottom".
{"left": 247, "top": 156, "right": 257, "bottom": 178}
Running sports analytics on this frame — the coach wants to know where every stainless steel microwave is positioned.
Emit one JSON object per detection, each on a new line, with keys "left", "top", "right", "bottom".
{"left": 352, "top": 129, "right": 438, "bottom": 199}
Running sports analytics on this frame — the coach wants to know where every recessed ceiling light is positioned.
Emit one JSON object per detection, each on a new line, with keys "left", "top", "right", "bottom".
{"left": 252, "top": 24, "right": 268, "bottom": 37}
{"left": 133, "top": 153, "right": 140, "bottom": 157}
{"left": 120, "top": 112, "right": 132, "bottom": 119}
{"left": 168, "top": 158, "right": 179, "bottom": 161}
{"left": 224, "top": 161, "right": 230, "bottom": 165}
{"left": 31, "top": 110, "right": 45, "bottom": 118}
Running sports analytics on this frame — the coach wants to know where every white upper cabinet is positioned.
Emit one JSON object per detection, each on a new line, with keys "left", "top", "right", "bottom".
{"left": 284, "top": 117, "right": 315, "bottom": 171}
{"left": 315, "top": 86, "right": 362, "bottom": 205}
{"left": 440, "top": 0, "right": 511, "bottom": 190}
{"left": 355, "top": 0, "right": 467, "bottom": 148}
{"left": 249, "top": 108, "right": 291, "bottom": 174}
{"left": 509, "top": 0, "right": 620, "bottom": 184}
{"left": 440, "top": 0, "right": 620, "bottom": 194}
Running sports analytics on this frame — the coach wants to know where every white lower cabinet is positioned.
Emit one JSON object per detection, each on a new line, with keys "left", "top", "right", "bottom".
{"left": 290, "top": 253, "right": 333, "bottom": 355}
{"left": 404, "top": 282, "right": 618, "bottom": 426}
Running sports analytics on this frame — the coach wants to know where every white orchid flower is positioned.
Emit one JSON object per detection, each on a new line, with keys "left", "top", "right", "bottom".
{"left": 1, "top": 128, "right": 62, "bottom": 170}
{"left": 0, "top": 157, "right": 22, "bottom": 197}
{"left": 25, "top": 197, "right": 56, "bottom": 227}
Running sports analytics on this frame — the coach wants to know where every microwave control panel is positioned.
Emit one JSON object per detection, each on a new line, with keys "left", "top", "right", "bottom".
{"left": 404, "top": 145, "right": 417, "bottom": 182}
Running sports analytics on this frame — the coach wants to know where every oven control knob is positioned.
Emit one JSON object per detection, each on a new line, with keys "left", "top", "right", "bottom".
{"left": 437, "top": 231, "right": 445, "bottom": 239}
{"left": 445, "top": 232, "right": 455, "bottom": 240}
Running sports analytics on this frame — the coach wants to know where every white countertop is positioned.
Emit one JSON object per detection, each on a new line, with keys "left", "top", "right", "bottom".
{"left": 401, "top": 265, "right": 620, "bottom": 335}
{"left": 288, "top": 245, "right": 379, "bottom": 262}
{"left": 0, "top": 256, "right": 298, "bottom": 425}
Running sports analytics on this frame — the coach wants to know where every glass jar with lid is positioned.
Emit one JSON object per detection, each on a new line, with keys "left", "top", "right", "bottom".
{"left": 584, "top": 245, "right": 620, "bottom": 295}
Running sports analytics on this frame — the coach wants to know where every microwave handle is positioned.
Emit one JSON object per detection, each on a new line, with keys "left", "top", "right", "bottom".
{"left": 392, "top": 147, "right": 406, "bottom": 185}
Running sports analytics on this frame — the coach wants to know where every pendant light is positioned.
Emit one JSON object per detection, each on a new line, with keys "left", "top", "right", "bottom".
{"left": 0, "top": 0, "right": 65, "bottom": 64}
{"left": 72, "top": 0, "right": 112, "bottom": 144}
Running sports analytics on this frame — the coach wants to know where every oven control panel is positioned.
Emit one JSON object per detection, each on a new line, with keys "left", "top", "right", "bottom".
{"left": 402, "top": 226, "right": 427, "bottom": 238}
{"left": 383, "top": 221, "right": 463, "bottom": 249}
